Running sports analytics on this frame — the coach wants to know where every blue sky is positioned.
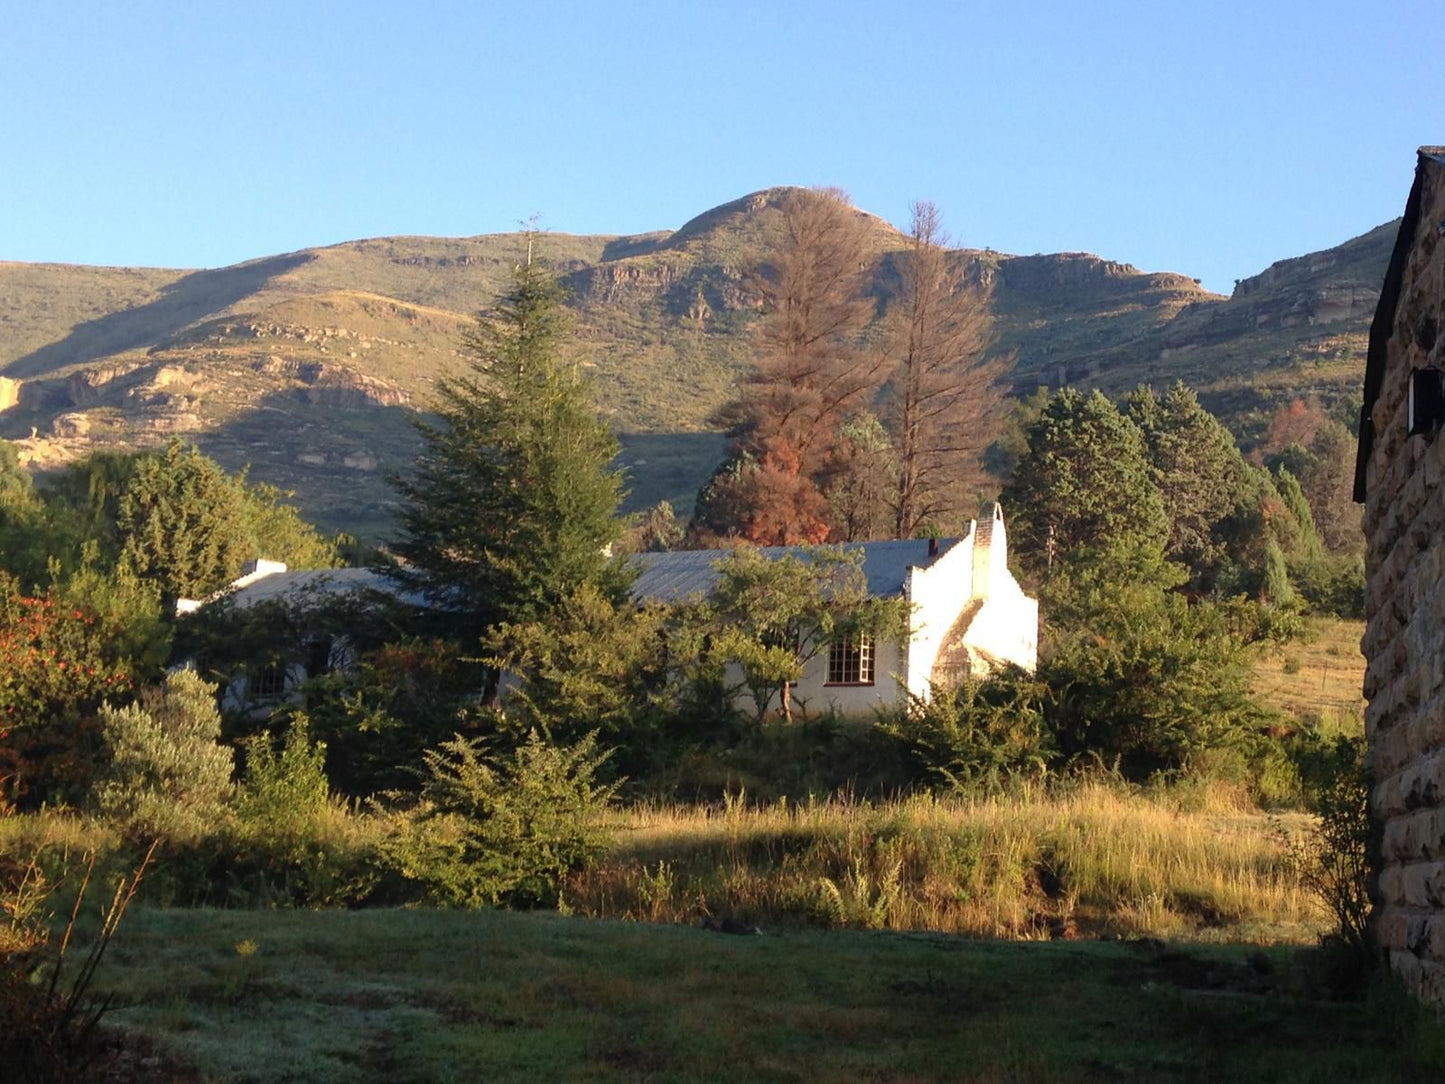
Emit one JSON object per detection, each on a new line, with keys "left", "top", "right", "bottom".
{"left": 1, "top": 1, "right": 1437, "bottom": 294}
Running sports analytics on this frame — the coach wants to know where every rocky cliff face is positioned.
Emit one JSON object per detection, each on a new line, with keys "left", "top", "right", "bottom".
{"left": 0, "top": 188, "right": 1395, "bottom": 537}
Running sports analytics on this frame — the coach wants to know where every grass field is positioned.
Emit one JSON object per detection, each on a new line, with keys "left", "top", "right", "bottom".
{"left": 567, "top": 783, "right": 1322, "bottom": 945}
{"left": 1252, "top": 617, "right": 1365, "bottom": 725}
{"left": 94, "top": 907, "right": 1441, "bottom": 1083}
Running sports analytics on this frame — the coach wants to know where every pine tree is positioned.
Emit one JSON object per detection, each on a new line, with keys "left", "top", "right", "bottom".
{"left": 390, "top": 256, "right": 626, "bottom": 641}
{"left": 1125, "top": 382, "right": 1251, "bottom": 587}
{"left": 1001, "top": 388, "right": 1168, "bottom": 577}
{"left": 701, "top": 188, "right": 882, "bottom": 544}
{"left": 118, "top": 439, "right": 253, "bottom": 610}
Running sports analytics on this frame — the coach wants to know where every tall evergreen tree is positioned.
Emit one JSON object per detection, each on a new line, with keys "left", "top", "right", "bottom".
{"left": 1125, "top": 382, "right": 1251, "bottom": 587}
{"left": 117, "top": 440, "right": 254, "bottom": 611}
{"left": 1000, "top": 388, "right": 1168, "bottom": 577}
{"left": 390, "top": 256, "right": 626, "bottom": 640}
{"left": 698, "top": 188, "right": 881, "bottom": 544}
{"left": 0, "top": 441, "right": 68, "bottom": 590}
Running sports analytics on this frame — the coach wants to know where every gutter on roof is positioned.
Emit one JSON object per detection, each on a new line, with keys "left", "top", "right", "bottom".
{"left": 1355, "top": 148, "right": 1443, "bottom": 502}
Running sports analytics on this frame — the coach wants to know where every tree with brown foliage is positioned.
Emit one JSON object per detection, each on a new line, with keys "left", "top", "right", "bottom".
{"left": 702, "top": 188, "right": 882, "bottom": 544}
{"left": 883, "top": 202, "right": 1003, "bottom": 538}
{"left": 1256, "top": 398, "right": 1360, "bottom": 553}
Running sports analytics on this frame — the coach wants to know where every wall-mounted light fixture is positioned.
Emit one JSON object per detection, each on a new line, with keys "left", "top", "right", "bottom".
{"left": 1409, "top": 367, "right": 1445, "bottom": 437}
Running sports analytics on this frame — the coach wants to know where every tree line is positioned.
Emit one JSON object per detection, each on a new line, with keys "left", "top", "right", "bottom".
{"left": 693, "top": 189, "right": 1004, "bottom": 545}
{"left": 0, "top": 206, "right": 1365, "bottom": 910}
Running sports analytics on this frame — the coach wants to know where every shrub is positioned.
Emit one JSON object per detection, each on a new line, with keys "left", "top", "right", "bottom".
{"left": 1042, "top": 583, "right": 1276, "bottom": 780}
{"left": 0, "top": 567, "right": 167, "bottom": 808}
{"left": 237, "top": 714, "right": 330, "bottom": 842}
{"left": 383, "top": 730, "right": 618, "bottom": 908}
{"left": 299, "top": 639, "right": 488, "bottom": 798}
{"left": 90, "top": 670, "right": 233, "bottom": 839}
{"left": 485, "top": 584, "right": 675, "bottom": 779}
{"left": 650, "top": 715, "right": 916, "bottom": 803}
{"left": 1290, "top": 735, "right": 1374, "bottom": 992}
{"left": 1, "top": 842, "right": 154, "bottom": 1082}
{"left": 882, "top": 670, "right": 1052, "bottom": 791}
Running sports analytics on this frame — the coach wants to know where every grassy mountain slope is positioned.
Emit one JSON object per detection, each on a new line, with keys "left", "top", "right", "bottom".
{"left": 0, "top": 190, "right": 1391, "bottom": 538}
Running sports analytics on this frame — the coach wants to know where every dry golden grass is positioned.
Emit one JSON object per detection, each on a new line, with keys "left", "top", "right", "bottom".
{"left": 1253, "top": 617, "right": 1365, "bottom": 724}
{"left": 567, "top": 782, "right": 1323, "bottom": 944}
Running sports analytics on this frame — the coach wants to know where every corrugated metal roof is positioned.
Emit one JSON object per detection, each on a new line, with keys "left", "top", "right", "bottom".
{"left": 224, "top": 567, "right": 428, "bottom": 609}
{"left": 629, "top": 538, "right": 959, "bottom": 605}
{"left": 213, "top": 540, "right": 958, "bottom": 614}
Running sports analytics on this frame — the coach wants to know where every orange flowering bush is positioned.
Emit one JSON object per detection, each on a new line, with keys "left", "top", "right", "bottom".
{"left": 0, "top": 580, "right": 139, "bottom": 807}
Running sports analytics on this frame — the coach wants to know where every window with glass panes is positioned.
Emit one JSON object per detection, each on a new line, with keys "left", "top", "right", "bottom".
{"left": 826, "top": 636, "right": 874, "bottom": 685}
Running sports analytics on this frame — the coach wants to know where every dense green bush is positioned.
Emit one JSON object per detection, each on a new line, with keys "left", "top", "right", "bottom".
{"left": 485, "top": 584, "right": 675, "bottom": 777}
{"left": 146, "top": 811, "right": 390, "bottom": 910}
{"left": 1040, "top": 569, "right": 1282, "bottom": 780}
{"left": 651, "top": 715, "right": 916, "bottom": 803}
{"left": 90, "top": 670, "right": 234, "bottom": 839}
{"left": 1289, "top": 735, "right": 1374, "bottom": 994}
{"left": 298, "top": 639, "right": 490, "bottom": 799}
{"left": 237, "top": 715, "right": 331, "bottom": 841}
{"left": 883, "top": 670, "right": 1053, "bottom": 790}
{"left": 383, "top": 731, "right": 617, "bottom": 908}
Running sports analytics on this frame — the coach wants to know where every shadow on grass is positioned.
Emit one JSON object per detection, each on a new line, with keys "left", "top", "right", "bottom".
{"left": 94, "top": 909, "right": 1445, "bottom": 1084}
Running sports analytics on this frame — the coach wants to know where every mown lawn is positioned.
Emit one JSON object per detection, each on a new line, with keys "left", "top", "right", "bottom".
{"left": 97, "top": 907, "right": 1439, "bottom": 1083}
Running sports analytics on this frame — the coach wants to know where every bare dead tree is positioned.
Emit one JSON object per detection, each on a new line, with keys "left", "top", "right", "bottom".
{"left": 884, "top": 201, "right": 1005, "bottom": 538}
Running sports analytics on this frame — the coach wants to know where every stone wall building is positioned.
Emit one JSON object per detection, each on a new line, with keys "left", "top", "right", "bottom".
{"left": 1355, "top": 146, "right": 1445, "bottom": 1006}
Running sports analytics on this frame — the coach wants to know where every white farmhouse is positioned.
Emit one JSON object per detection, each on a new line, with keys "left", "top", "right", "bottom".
{"left": 630, "top": 503, "right": 1038, "bottom": 716}
{"left": 184, "top": 504, "right": 1038, "bottom": 719}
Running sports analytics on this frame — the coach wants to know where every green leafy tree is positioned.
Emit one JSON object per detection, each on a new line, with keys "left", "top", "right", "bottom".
{"left": 1041, "top": 578, "right": 1275, "bottom": 779}
{"left": 0, "top": 442, "right": 74, "bottom": 591}
{"left": 695, "top": 546, "right": 910, "bottom": 725}
{"left": 1125, "top": 383, "right": 1251, "bottom": 587}
{"left": 485, "top": 584, "right": 672, "bottom": 774}
{"left": 1001, "top": 389, "right": 1168, "bottom": 579}
{"left": 1258, "top": 399, "right": 1361, "bottom": 554}
{"left": 390, "top": 256, "right": 628, "bottom": 646}
{"left": 90, "top": 669, "right": 234, "bottom": 837}
{"left": 41, "top": 442, "right": 337, "bottom": 612}
{"left": 300, "top": 639, "right": 488, "bottom": 799}
{"left": 383, "top": 730, "right": 617, "bottom": 908}
{"left": 36, "top": 450, "right": 138, "bottom": 566}
{"left": 234, "top": 480, "right": 343, "bottom": 573}
{"left": 117, "top": 441, "right": 252, "bottom": 610}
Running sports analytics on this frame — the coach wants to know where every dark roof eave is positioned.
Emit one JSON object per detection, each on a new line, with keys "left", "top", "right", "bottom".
{"left": 1355, "top": 149, "right": 1440, "bottom": 502}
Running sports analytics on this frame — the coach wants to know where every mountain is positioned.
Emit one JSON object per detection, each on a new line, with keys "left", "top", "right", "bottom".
{"left": 0, "top": 189, "right": 1390, "bottom": 539}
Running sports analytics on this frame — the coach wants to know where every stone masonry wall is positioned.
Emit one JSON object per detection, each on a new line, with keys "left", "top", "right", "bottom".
{"left": 1362, "top": 154, "right": 1445, "bottom": 1006}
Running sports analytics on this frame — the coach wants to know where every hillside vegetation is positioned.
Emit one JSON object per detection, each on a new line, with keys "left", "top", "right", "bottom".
{"left": 0, "top": 190, "right": 1391, "bottom": 537}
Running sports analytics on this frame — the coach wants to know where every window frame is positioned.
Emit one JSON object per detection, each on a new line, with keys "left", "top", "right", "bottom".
{"left": 249, "top": 661, "right": 289, "bottom": 700}
{"left": 825, "top": 635, "right": 875, "bottom": 687}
